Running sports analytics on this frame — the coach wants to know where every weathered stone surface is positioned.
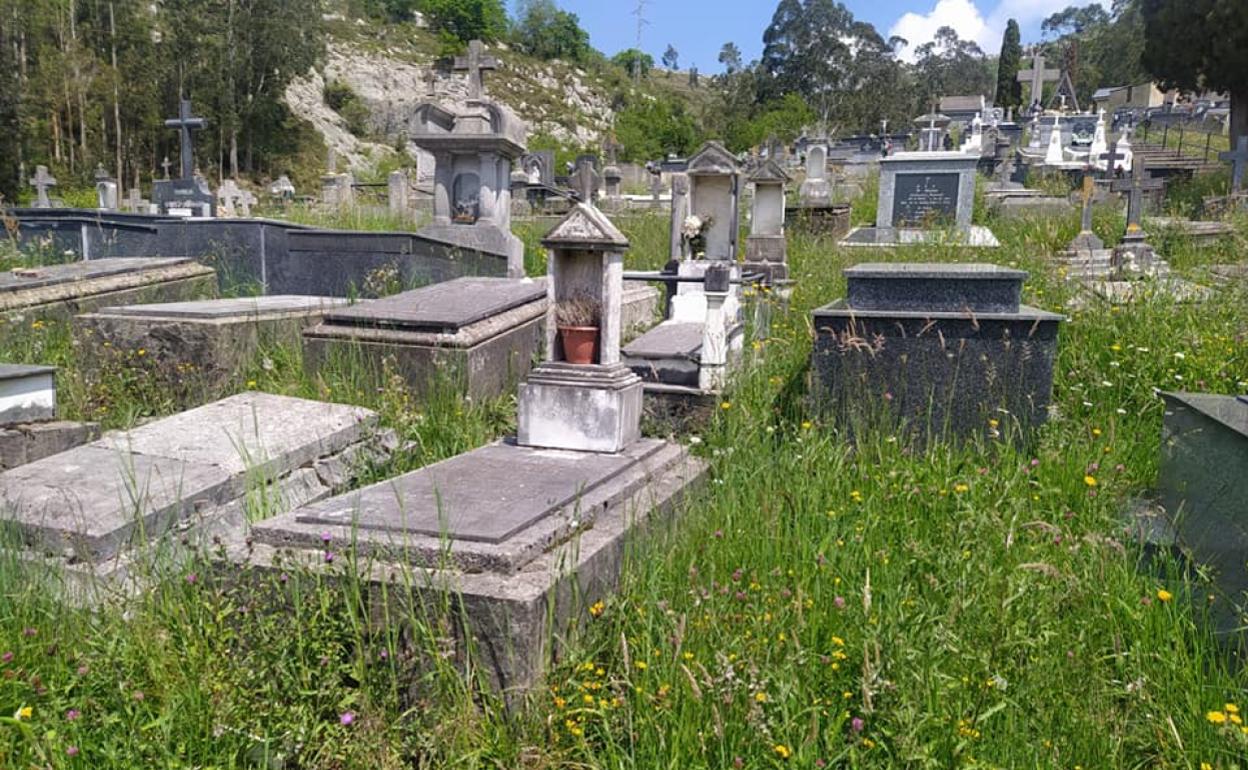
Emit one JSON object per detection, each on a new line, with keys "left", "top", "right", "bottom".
{"left": 1157, "top": 392, "right": 1248, "bottom": 636}
{"left": 843, "top": 263, "right": 1026, "bottom": 314}
{"left": 624, "top": 322, "right": 703, "bottom": 388}
{"left": 247, "top": 438, "right": 706, "bottom": 697}
{"left": 76, "top": 296, "right": 347, "bottom": 405}
{"left": 517, "top": 363, "right": 643, "bottom": 453}
{"left": 304, "top": 277, "right": 547, "bottom": 400}
{"left": 0, "top": 393, "right": 383, "bottom": 580}
{"left": 0, "top": 364, "right": 56, "bottom": 424}
{"left": 785, "top": 204, "right": 851, "bottom": 238}
{"left": 0, "top": 420, "right": 99, "bottom": 470}
{"left": 840, "top": 225, "right": 1000, "bottom": 248}
{"left": 996, "top": 195, "right": 1074, "bottom": 219}
{"left": 0, "top": 258, "right": 216, "bottom": 322}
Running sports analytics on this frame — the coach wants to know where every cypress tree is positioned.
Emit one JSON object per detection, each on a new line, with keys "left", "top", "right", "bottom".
{"left": 994, "top": 19, "right": 1023, "bottom": 109}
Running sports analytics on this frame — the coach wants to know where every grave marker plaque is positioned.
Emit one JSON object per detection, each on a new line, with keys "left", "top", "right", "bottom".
{"left": 892, "top": 172, "right": 959, "bottom": 227}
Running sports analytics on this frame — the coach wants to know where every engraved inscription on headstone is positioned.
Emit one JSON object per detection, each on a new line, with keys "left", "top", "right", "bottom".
{"left": 892, "top": 173, "right": 959, "bottom": 227}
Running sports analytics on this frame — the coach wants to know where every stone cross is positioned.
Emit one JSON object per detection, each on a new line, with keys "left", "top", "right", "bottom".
{"left": 1111, "top": 157, "right": 1164, "bottom": 236}
{"left": 161, "top": 156, "right": 172, "bottom": 179}
{"left": 573, "top": 160, "right": 599, "bottom": 204}
{"left": 1219, "top": 134, "right": 1248, "bottom": 193}
{"left": 125, "top": 186, "right": 144, "bottom": 213}
{"left": 603, "top": 136, "right": 622, "bottom": 167}
{"left": 164, "top": 98, "right": 205, "bottom": 180}
{"left": 29, "top": 165, "right": 56, "bottom": 208}
{"left": 452, "top": 40, "right": 498, "bottom": 100}
{"left": 1017, "top": 52, "right": 1060, "bottom": 108}
{"left": 1099, "top": 143, "right": 1125, "bottom": 176}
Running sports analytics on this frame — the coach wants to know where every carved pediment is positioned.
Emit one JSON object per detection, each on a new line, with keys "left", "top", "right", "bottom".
{"left": 542, "top": 203, "right": 629, "bottom": 250}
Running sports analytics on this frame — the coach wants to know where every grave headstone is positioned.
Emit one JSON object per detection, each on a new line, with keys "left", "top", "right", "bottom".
{"left": 388, "top": 170, "right": 410, "bottom": 217}
{"left": 685, "top": 141, "right": 742, "bottom": 261}
{"left": 799, "top": 140, "right": 831, "bottom": 205}
{"left": 1068, "top": 173, "right": 1104, "bottom": 252}
{"left": 744, "top": 159, "right": 791, "bottom": 282}
{"left": 94, "top": 165, "right": 118, "bottom": 210}
{"left": 412, "top": 39, "right": 527, "bottom": 277}
{"left": 1110, "top": 156, "right": 1165, "bottom": 275}
{"left": 812, "top": 263, "right": 1064, "bottom": 442}
{"left": 216, "top": 179, "right": 256, "bottom": 218}
{"left": 29, "top": 166, "right": 56, "bottom": 209}
{"left": 269, "top": 174, "right": 296, "bottom": 201}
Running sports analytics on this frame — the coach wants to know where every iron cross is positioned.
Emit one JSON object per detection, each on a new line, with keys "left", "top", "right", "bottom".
{"left": 1099, "top": 143, "right": 1125, "bottom": 177}
{"left": 164, "top": 99, "right": 205, "bottom": 180}
{"left": 29, "top": 165, "right": 57, "bottom": 208}
{"left": 453, "top": 40, "right": 498, "bottom": 100}
{"left": 1111, "top": 156, "right": 1164, "bottom": 235}
{"left": 1219, "top": 134, "right": 1248, "bottom": 193}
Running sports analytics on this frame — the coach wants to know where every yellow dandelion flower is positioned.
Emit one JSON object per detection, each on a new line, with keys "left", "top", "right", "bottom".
{"left": 1207, "top": 710, "right": 1228, "bottom": 724}
{"left": 801, "top": 420, "right": 812, "bottom": 430}
{"left": 773, "top": 744, "right": 791, "bottom": 759}
{"left": 720, "top": 401, "right": 731, "bottom": 410}
{"left": 15, "top": 705, "right": 32, "bottom": 720}
{"left": 1226, "top": 703, "right": 1239, "bottom": 713}
{"left": 589, "top": 600, "right": 605, "bottom": 618}
{"left": 1084, "top": 475, "right": 1098, "bottom": 487}
{"left": 1157, "top": 589, "right": 1173, "bottom": 603}
{"left": 137, "top": 348, "right": 146, "bottom": 356}
{"left": 953, "top": 483, "right": 969, "bottom": 494}
{"left": 1092, "top": 428, "right": 1102, "bottom": 437}
{"left": 635, "top": 661, "right": 647, "bottom": 671}
{"left": 246, "top": 380, "right": 257, "bottom": 388}
{"left": 755, "top": 692, "right": 767, "bottom": 703}
{"left": 832, "top": 636, "right": 845, "bottom": 646}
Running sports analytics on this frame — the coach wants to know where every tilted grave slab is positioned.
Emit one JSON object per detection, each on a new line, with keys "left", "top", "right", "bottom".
{"left": 75, "top": 296, "right": 348, "bottom": 404}
{"left": 303, "top": 277, "right": 547, "bottom": 400}
{"left": 1155, "top": 393, "right": 1248, "bottom": 638}
{"left": 0, "top": 258, "right": 216, "bottom": 322}
{"left": 812, "top": 263, "right": 1063, "bottom": 443}
{"left": 0, "top": 392, "right": 390, "bottom": 600}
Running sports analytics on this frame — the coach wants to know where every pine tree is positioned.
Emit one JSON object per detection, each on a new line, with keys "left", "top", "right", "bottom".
{"left": 994, "top": 19, "right": 1023, "bottom": 110}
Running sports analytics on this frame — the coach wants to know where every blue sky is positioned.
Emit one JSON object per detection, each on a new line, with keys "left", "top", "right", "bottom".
{"left": 506, "top": 0, "right": 1107, "bottom": 70}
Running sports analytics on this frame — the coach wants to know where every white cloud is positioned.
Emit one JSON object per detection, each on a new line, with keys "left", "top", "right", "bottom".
{"left": 889, "top": 0, "right": 1114, "bottom": 64}
{"left": 889, "top": 0, "right": 991, "bottom": 63}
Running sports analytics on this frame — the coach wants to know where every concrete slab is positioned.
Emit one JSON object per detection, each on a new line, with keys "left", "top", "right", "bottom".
{"left": 323, "top": 277, "right": 545, "bottom": 333}
{"left": 0, "top": 258, "right": 216, "bottom": 321}
{"left": 304, "top": 278, "right": 548, "bottom": 400}
{"left": 0, "top": 392, "right": 385, "bottom": 579}
{"left": 840, "top": 225, "right": 1000, "bottom": 248}
{"left": 76, "top": 296, "right": 347, "bottom": 405}
{"left": 0, "top": 364, "right": 56, "bottom": 424}
{"left": 247, "top": 438, "right": 706, "bottom": 697}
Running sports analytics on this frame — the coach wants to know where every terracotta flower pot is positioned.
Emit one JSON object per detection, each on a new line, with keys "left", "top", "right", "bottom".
{"left": 558, "top": 325, "right": 599, "bottom": 365}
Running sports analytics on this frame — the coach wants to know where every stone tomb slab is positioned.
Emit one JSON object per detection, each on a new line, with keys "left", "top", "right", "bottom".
{"left": 76, "top": 296, "right": 347, "bottom": 403}
{"left": 0, "top": 258, "right": 216, "bottom": 322}
{"left": 248, "top": 437, "right": 706, "bottom": 696}
{"left": 304, "top": 277, "right": 547, "bottom": 400}
{"left": 0, "top": 392, "right": 385, "bottom": 593}
{"left": 840, "top": 226, "right": 1000, "bottom": 249}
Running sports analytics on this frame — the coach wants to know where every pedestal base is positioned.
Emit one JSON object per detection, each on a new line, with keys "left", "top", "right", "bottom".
{"left": 517, "top": 362, "right": 643, "bottom": 453}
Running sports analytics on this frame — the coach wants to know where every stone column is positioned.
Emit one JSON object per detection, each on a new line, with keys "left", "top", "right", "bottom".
{"left": 433, "top": 155, "right": 453, "bottom": 226}
{"left": 388, "top": 170, "right": 409, "bottom": 217}
{"left": 668, "top": 173, "right": 689, "bottom": 261}
{"left": 699, "top": 263, "right": 731, "bottom": 392}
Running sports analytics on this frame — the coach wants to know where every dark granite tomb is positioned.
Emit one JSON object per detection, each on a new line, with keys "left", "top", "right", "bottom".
{"left": 811, "top": 263, "right": 1063, "bottom": 443}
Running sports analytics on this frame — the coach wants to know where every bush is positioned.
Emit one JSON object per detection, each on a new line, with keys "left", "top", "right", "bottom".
{"left": 323, "top": 80, "right": 371, "bottom": 139}
{"left": 421, "top": 0, "right": 507, "bottom": 43}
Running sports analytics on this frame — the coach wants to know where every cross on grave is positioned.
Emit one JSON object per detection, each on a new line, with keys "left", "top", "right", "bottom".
{"left": 452, "top": 40, "right": 498, "bottom": 101}
{"left": 1219, "top": 134, "right": 1248, "bottom": 193}
{"left": 29, "top": 165, "right": 56, "bottom": 208}
{"left": 1017, "top": 52, "right": 1060, "bottom": 107}
{"left": 603, "top": 135, "right": 622, "bottom": 166}
{"left": 161, "top": 156, "right": 172, "bottom": 180}
{"left": 164, "top": 99, "right": 205, "bottom": 180}
{"left": 1099, "top": 142, "right": 1125, "bottom": 177}
{"left": 573, "top": 161, "right": 599, "bottom": 204}
{"left": 1111, "top": 156, "right": 1164, "bottom": 238}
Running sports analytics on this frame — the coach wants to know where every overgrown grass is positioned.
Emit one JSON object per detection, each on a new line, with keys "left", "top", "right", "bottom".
{"left": 2, "top": 201, "right": 1248, "bottom": 768}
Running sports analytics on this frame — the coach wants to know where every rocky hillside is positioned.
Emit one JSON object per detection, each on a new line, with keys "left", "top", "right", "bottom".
{"left": 283, "top": 15, "right": 709, "bottom": 175}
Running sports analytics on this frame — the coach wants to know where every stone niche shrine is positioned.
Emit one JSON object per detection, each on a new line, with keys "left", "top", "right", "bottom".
{"left": 841, "top": 150, "right": 999, "bottom": 248}
{"left": 744, "top": 159, "right": 791, "bottom": 283}
{"left": 798, "top": 139, "right": 831, "bottom": 205}
{"left": 811, "top": 263, "right": 1063, "bottom": 443}
{"left": 410, "top": 41, "right": 526, "bottom": 277}
{"left": 251, "top": 203, "right": 706, "bottom": 698}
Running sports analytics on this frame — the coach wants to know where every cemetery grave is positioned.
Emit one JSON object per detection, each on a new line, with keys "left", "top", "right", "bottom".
{"left": 3, "top": 19, "right": 1248, "bottom": 766}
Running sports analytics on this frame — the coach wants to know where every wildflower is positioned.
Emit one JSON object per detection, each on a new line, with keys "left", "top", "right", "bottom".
{"left": 755, "top": 691, "right": 767, "bottom": 703}
{"left": 65, "top": 709, "right": 80, "bottom": 721}
{"left": 321, "top": 531, "right": 332, "bottom": 543}
{"left": 246, "top": 380, "right": 257, "bottom": 388}
{"left": 851, "top": 717, "right": 865, "bottom": 732}
{"left": 834, "top": 596, "right": 846, "bottom": 609}
{"left": 14, "top": 705, "right": 32, "bottom": 720}
{"left": 850, "top": 490, "right": 863, "bottom": 502}
{"left": 1, "top": 651, "right": 12, "bottom": 663}
{"left": 1157, "top": 589, "right": 1173, "bottom": 603}
{"left": 1227, "top": 704, "right": 1240, "bottom": 714}
{"left": 132, "top": 691, "right": 144, "bottom": 702}
{"left": 186, "top": 573, "right": 197, "bottom": 585}
{"left": 635, "top": 661, "right": 647, "bottom": 671}
{"left": 67, "top": 746, "right": 79, "bottom": 757}
{"left": 720, "top": 401, "right": 731, "bottom": 410}
{"left": 801, "top": 420, "right": 812, "bottom": 430}
{"left": 773, "top": 744, "right": 791, "bottom": 759}
{"left": 137, "top": 348, "right": 146, "bottom": 357}
{"left": 1084, "top": 475, "right": 1098, "bottom": 487}
{"left": 953, "top": 483, "right": 969, "bottom": 494}
{"left": 1207, "top": 710, "right": 1228, "bottom": 724}
{"left": 22, "top": 627, "right": 36, "bottom": 637}
{"left": 589, "top": 601, "right": 605, "bottom": 618}
{"left": 340, "top": 711, "right": 355, "bottom": 725}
